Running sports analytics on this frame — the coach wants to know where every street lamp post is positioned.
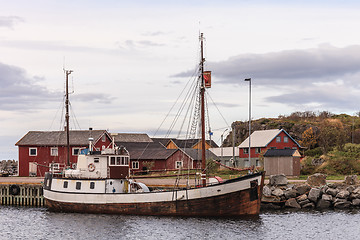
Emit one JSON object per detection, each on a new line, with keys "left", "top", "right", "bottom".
{"left": 244, "top": 78, "right": 251, "bottom": 167}
{"left": 221, "top": 128, "right": 228, "bottom": 164}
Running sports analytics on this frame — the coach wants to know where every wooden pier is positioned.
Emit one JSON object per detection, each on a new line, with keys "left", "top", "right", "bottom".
{"left": 0, "top": 178, "right": 44, "bottom": 207}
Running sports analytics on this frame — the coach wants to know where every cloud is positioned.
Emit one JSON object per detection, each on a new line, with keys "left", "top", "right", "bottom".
{"left": 0, "top": 62, "right": 60, "bottom": 111}
{"left": 73, "top": 93, "right": 116, "bottom": 104}
{"left": 0, "top": 16, "right": 23, "bottom": 29}
{"left": 173, "top": 44, "right": 360, "bottom": 86}
{"left": 117, "top": 39, "right": 165, "bottom": 50}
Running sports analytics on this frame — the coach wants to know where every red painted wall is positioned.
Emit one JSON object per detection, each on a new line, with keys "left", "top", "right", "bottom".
{"left": 239, "top": 131, "right": 300, "bottom": 159}
{"left": 18, "top": 134, "right": 113, "bottom": 177}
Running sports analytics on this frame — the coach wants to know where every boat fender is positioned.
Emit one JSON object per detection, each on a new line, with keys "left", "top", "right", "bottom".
{"left": 88, "top": 163, "right": 95, "bottom": 172}
{"left": 9, "top": 184, "right": 20, "bottom": 196}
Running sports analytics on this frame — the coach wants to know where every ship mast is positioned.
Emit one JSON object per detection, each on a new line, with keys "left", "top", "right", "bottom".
{"left": 200, "top": 33, "right": 207, "bottom": 187}
{"left": 65, "top": 69, "right": 73, "bottom": 167}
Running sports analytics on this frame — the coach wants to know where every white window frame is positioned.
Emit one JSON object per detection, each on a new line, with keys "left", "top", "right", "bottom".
{"left": 243, "top": 148, "right": 249, "bottom": 154}
{"left": 50, "top": 147, "right": 58, "bottom": 156}
{"left": 49, "top": 163, "right": 60, "bottom": 172}
{"left": 175, "top": 161, "right": 183, "bottom": 169}
{"left": 102, "top": 135, "right": 106, "bottom": 142}
{"left": 29, "top": 148, "right": 37, "bottom": 156}
{"left": 284, "top": 136, "right": 289, "bottom": 143}
{"left": 256, "top": 159, "right": 260, "bottom": 167}
{"left": 276, "top": 136, "right": 281, "bottom": 143}
{"left": 255, "top": 147, "right": 261, "bottom": 154}
{"left": 132, "top": 161, "right": 139, "bottom": 169}
{"left": 72, "top": 147, "right": 81, "bottom": 156}
{"left": 109, "top": 156, "right": 129, "bottom": 166}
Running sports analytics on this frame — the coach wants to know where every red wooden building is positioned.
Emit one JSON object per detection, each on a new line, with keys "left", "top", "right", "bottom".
{"left": 238, "top": 129, "right": 302, "bottom": 168}
{"left": 15, "top": 130, "right": 113, "bottom": 177}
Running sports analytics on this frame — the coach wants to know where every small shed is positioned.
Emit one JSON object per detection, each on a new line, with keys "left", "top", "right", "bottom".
{"left": 263, "top": 149, "right": 301, "bottom": 176}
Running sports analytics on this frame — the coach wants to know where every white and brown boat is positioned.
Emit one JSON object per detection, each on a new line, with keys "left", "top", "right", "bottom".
{"left": 43, "top": 33, "right": 265, "bottom": 217}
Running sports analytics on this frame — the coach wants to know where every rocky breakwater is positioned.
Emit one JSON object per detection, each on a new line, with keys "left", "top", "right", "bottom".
{"left": 262, "top": 173, "right": 360, "bottom": 210}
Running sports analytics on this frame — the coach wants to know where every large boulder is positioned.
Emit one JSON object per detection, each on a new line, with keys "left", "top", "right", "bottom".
{"left": 308, "top": 188, "right": 321, "bottom": 202}
{"left": 295, "top": 184, "right": 311, "bottom": 195}
{"left": 352, "top": 199, "right": 360, "bottom": 206}
{"left": 307, "top": 173, "right": 327, "bottom": 187}
{"left": 344, "top": 175, "right": 358, "bottom": 185}
{"left": 284, "top": 189, "right": 298, "bottom": 199}
{"left": 285, "top": 198, "right": 301, "bottom": 209}
{"left": 269, "top": 174, "right": 288, "bottom": 186}
{"left": 316, "top": 199, "right": 331, "bottom": 209}
{"left": 321, "top": 194, "right": 333, "bottom": 202}
{"left": 272, "top": 188, "right": 284, "bottom": 197}
{"left": 263, "top": 185, "right": 272, "bottom": 197}
{"left": 326, "top": 187, "right": 339, "bottom": 197}
{"left": 333, "top": 199, "right": 351, "bottom": 209}
{"left": 336, "top": 190, "right": 350, "bottom": 199}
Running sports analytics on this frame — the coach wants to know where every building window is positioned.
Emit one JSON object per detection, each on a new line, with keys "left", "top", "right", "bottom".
{"left": 50, "top": 147, "right": 58, "bottom": 156}
{"left": 102, "top": 135, "right": 106, "bottom": 142}
{"left": 284, "top": 136, "right": 289, "bottom": 143}
{"left": 292, "top": 147, "right": 298, "bottom": 150}
{"left": 256, "top": 159, "right": 260, "bottom": 167}
{"left": 243, "top": 148, "right": 249, "bottom": 154}
{"left": 63, "top": 181, "right": 68, "bottom": 188}
{"left": 94, "top": 158, "right": 99, "bottom": 163}
{"left": 90, "top": 182, "right": 95, "bottom": 189}
{"left": 29, "top": 148, "right": 37, "bottom": 156}
{"left": 76, "top": 182, "right": 81, "bottom": 190}
{"left": 276, "top": 136, "right": 281, "bottom": 143}
{"left": 110, "top": 156, "right": 116, "bottom": 166}
{"left": 72, "top": 148, "right": 81, "bottom": 156}
{"left": 132, "top": 161, "right": 139, "bottom": 169}
{"left": 244, "top": 159, "right": 250, "bottom": 167}
{"left": 255, "top": 147, "right": 261, "bottom": 154}
{"left": 270, "top": 147, "right": 276, "bottom": 149}
{"left": 175, "top": 161, "right": 183, "bottom": 169}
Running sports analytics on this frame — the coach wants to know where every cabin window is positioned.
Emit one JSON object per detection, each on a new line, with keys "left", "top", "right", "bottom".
{"left": 76, "top": 182, "right": 81, "bottom": 190}
{"left": 255, "top": 147, "right": 261, "bottom": 154}
{"left": 175, "top": 161, "right": 183, "bottom": 169}
{"left": 94, "top": 158, "right": 99, "bottom": 163}
{"left": 132, "top": 161, "right": 139, "bottom": 169}
{"left": 72, "top": 148, "right": 81, "bottom": 156}
{"left": 243, "top": 148, "right": 249, "bottom": 154}
{"left": 284, "top": 136, "right": 289, "bottom": 143}
{"left": 29, "top": 148, "right": 37, "bottom": 156}
{"left": 50, "top": 147, "right": 58, "bottom": 156}
{"left": 49, "top": 163, "right": 60, "bottom": 172}
{"left": 63, "top": 181, "right": 68, "bottom": 188}
{"left": 110, "top": 157, "right": 116, "bottom": 165}
{"left": 116, "top": 157, "right": 121, "bottom": 165}
{"left": 90, "top": 182, "right": 95, "bottom": 189}
{"left": 276, "top": 136, "right": 281, "bottom": 143}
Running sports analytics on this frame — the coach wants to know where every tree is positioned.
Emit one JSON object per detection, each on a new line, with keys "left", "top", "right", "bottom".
{"left": 318, "top": 119, "right": 347, "bottom": 153}
{"left": 299, "top": 127, "right": 317, "bottom": 149}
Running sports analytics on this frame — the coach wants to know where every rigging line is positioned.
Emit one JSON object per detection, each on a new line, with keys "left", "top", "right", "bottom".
{"left": 207, "top": 92, "right": 232, "bottom": 129}
{"left": 176, "top": 78, "right": 199, "bottom": 139}
{"left": 48, "top": 95, "right": 66, "bottom": 131}
{"left": 69, "top": 102, "right": 81, "bottom": 130}
{"left": 166, "top": 76, "right": 198, "bottom": 137}
{"left": 151, "top": 66, "right": 199, "bottom": 138}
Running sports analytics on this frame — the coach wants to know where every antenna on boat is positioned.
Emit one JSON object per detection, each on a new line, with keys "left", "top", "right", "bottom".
{"left": 64, "top": 69, "right": 73, "bottom": 168}
{"left": 200, "top": 33, "right": 207, "bottom": 187}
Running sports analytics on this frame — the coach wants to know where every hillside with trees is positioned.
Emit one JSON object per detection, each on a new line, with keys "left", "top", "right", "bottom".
{"left": 223, "top": 111, "right": 360, "bottom": 175}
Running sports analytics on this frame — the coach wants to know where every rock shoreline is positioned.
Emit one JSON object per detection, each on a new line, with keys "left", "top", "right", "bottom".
{"left": 261, "top": 173, "right": 360, "bottom": 210}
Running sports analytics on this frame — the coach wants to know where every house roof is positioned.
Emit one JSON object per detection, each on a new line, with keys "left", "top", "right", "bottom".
{"left": 111, "top": 133, "right": 152, "bottom": 143}
{"left": 238, "top": 129, "right": 301, "bottom": 148}
{"left": 209, "top": 147, "right": 239, "bottom": 157}
{"left": 116, "top": 141, "right": 166, "bottom": 151}
{"left": 179, "top": 148, "right": 218, "bottom": 161}
{"left": 263, "top": 149, "right": 301, "bottom": 157}
{"left": 16, "top": 130, "right": 108, "bottom": 146}
{"left": 129, "top": 148, "right": 177, "bottom": 160}
{"left": 169, "top": 139, "right": 219, "bottom": 148}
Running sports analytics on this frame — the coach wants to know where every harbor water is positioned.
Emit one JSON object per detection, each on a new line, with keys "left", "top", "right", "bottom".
{"left": 1, "top": 207, "right": 360, "bottom": 239}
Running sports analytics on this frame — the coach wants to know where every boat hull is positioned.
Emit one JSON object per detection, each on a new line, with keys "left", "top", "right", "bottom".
{"left": 44, "top": 172, "right": 264, "bottom": 217}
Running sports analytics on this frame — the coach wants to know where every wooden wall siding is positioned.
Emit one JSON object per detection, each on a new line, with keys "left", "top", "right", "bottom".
{"left": 18, "top": 133, "right": 113, "bottom": 177}
{"left": 264, "top": 156, "right": 300, "bottom": 176}
{"left": 166, "top": 151, "right": 193, "bottom": 169}
{"left": 166, "top": 141, "right": 178, "bottom": 149}
{"left": 239, "top": 131, "right": 300, "bottom": 159}
{"left": 192, "top": 141, "right": 212, "bottom": 150}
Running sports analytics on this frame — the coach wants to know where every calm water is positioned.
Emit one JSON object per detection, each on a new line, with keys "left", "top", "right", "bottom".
{"left": 1, "top": 206, "right": 359, "bottom": 240}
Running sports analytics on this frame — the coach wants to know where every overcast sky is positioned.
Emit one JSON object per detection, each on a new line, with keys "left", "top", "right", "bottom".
{"left": 1, "top": 0, "right": 360, "bottom": 160}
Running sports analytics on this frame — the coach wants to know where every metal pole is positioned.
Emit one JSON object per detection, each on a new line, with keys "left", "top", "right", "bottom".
{"left": 245, "top": 78, "right": 251, "bottom": 166}
{"left": 200, "top": 33, "right": 207, "bottom": 187}
{"left": 221, "top": 128, "right": 228, "bottom": 164}
{"left": 65, "top": 70, "right": 73, "bottom": 167}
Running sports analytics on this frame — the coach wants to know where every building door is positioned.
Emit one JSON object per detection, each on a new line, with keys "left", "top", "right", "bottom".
{"left": 29, "top": 162, "right": 37, "bottom": 176}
